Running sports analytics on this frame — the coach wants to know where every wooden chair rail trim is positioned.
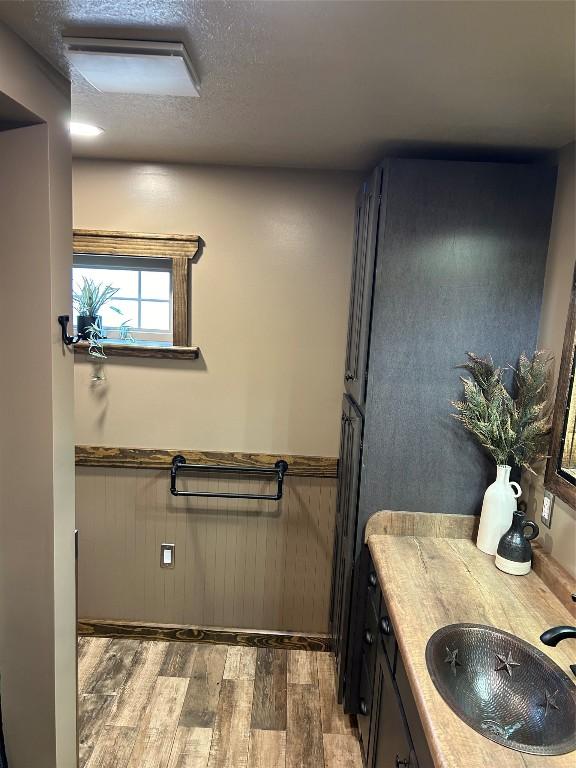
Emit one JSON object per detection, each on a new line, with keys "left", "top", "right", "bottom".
{"left": 75, "top": 445, "right": 339, "bottom": 478}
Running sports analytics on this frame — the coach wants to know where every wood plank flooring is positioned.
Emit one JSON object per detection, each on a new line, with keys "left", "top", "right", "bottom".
{"left": 79, "top": 638, "right": 362, "bottom": 768}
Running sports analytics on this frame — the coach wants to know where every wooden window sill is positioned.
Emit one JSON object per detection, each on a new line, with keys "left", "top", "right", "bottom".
{"left": 73, "top": 342, "right": 200, "bottom": 360}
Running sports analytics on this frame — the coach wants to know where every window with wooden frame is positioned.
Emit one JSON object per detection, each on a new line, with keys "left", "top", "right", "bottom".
{"left": 72, "top": 229, "right": 200, "bottom": 359}
{"left": 545, "top": 264, "right": 576, "bottom": 507}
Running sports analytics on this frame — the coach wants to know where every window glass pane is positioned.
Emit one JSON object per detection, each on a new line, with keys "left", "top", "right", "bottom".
{"left": 72, "top": 255, "right": 179, "bottom": 340}
{"left": 141, "top": 270, "right": 170, "bottom": 300}
{"left": 141, "top": 301, "right": 171, "bottom": 330}
{"left": 101, "top": 299, "right": 139, "bottom": 328}
{"left": 73, "top": 266, "right": 139, "bottom": 298}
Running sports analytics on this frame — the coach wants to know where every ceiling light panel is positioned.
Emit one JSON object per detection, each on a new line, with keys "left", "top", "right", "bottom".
{"left": 69, "top": 121, "right": 103, "bottom": 137}
{"left": 63, "top": 38, "right": 200, "bottom": 97}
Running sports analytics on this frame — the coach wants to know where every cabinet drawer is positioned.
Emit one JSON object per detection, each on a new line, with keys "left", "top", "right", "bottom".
{"left": 358, "top": 657, "right": 374, "bottom": 760}
{"left": 395, "top": 652, "right": 434, "bottom": 768}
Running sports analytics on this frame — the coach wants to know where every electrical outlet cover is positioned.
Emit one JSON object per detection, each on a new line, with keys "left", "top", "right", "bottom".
{"left": 541, "top": 490, "right": 555, "bottom": 528}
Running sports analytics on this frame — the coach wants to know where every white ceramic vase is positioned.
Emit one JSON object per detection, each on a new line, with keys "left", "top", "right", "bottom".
{"left": 476, "top": 465, "right": 522, "bottom": 556}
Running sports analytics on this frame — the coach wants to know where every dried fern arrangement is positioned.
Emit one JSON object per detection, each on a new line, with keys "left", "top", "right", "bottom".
{"left": 451, "top": 351, "right": 553, "bottom": 472}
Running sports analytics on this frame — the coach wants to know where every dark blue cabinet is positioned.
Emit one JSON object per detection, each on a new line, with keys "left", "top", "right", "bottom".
{"left": 331, "top": 158, "right": 557, "bottom": 714}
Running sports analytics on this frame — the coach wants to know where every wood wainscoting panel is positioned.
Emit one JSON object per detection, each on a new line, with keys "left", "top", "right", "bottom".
{"left": 76, "top": 467, "right": 337, "bottom": 634}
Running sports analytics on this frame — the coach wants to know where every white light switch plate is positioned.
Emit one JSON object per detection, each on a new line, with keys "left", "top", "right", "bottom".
{"left": 160, "top": 543, "right": 175, "bottom": 568}
{"left": 541, "top": 490, "right": 554, "bottom": 528}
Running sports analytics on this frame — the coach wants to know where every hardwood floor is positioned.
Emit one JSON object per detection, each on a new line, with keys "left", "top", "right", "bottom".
{"left": 79, "top": 638, "right": 362, "bottom": 768}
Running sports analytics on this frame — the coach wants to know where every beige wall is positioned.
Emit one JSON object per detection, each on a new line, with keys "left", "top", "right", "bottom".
{"left": 525, "top": 142, "right": 576, "bottom": 578}
{"left": 72, "top": 161, "right": 355, "bottom": 633}
{"left": 0, "top": 22, "right": 76, "bottom": 768}
{"left": 73, "top": 160, "right": 359, "bottom": 457}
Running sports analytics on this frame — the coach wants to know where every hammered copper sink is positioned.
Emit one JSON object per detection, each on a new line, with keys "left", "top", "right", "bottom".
{"left": 425, "top": 624, "right": 576, "bottom": 756}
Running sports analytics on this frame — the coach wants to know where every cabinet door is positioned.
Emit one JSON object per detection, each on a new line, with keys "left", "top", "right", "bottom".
{"left": 373, "top": 644, "right": 416, "bottom": 768}
{"left": 329, "top": 402, "right": 350, "bottom": 651}
{"left": 357, "top": 656, "right": 374, "bottom": 763}
{"left": 330, "top": 394, "right": 363, "bottom": 702}
{"left": 395, "top": 654, "right": 434, "bottom": 768}
{"left": 344, "top": 168, "right": 382, "bottom": 406}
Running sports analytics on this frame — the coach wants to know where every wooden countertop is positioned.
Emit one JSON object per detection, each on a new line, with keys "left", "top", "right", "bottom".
{"left": 367, "top": 533, "right": 576, "bottom": 768}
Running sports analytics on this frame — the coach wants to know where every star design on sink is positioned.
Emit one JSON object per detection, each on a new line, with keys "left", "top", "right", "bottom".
{"left": 444, "top": 647, "right": 461, "bottom": 675}
{"left": 541, "top": 689, "right": 560, "bottom": 717}
{"left": 495, "top": 650, "right": 521, "bottom": 676}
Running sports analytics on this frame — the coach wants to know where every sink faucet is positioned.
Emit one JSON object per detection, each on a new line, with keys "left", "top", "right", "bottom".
{"left": 541, "top": 605, "right": 576, "bottom": 677}
{"left": 540, "top": 626, "right": 576, "bottom": 646}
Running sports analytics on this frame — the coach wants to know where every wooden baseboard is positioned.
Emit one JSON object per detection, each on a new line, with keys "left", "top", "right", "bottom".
{"left": 78, "top": 619, "right": 331, "bottom": 652}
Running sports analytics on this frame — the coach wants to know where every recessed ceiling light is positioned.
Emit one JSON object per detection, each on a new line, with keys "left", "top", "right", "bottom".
{"left": 62, "top": 38, "right": 200, "bottom": 97}
{"left": 69, "top": 122, "right": 104, "bottom": 137}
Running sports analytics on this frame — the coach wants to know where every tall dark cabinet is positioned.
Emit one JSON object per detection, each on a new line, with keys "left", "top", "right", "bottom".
{"left": 330, "top": 158, "right": 557, "bottom": 712}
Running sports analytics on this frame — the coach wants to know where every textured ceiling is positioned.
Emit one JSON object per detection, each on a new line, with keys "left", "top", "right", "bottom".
{"left": 0, "top": 0, "right": 574, "bottom": 170}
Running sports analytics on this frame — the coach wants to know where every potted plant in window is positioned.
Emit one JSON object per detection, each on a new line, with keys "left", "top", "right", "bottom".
{"left": 73, "top": 277, "right": 122, "bottom": 340}
{"left": 451, "top": 351, "right": 553, "bottom": 556}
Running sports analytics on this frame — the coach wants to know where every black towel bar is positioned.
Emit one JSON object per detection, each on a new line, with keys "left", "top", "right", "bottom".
{"left": 170, "top": 455, "right": 289, "bottom": 500}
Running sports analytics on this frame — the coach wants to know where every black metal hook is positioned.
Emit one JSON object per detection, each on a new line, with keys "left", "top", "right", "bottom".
{"left": 57, "top": 315, "right": 81, "bottom": 346}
